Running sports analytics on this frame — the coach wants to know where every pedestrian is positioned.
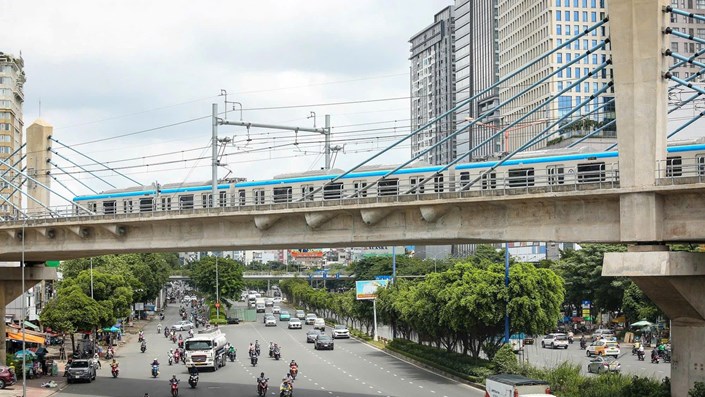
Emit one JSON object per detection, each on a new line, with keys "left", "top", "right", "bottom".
{"left": 36, "top": 344, "right": 48, "bottom": 375}
{"left": 59, "top": 345, "right": 66, "bottom": 360}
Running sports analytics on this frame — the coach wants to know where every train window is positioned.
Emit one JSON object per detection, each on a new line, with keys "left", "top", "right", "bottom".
{"left": 123, "top": 200, "right": 133, "bottom": 214}
{"left": 301, "top": 185, "right": 315, "bottom": 201}
{"left": 481, "top": 172, "right": 497, "bottom": 189}
{"left": 273, "top": 186, "right": 293, "bottom": 203}
{"left": 220, "top": 191, "right": 227, "bottom": 207}
{"left": 378, "top": 179, "right": 399, "bottom": 196}
{"left": 87, "top": 202, "right": 97, "bottom": 213}
{"left": 254, "top": 189, "right": 265, "bottom": 204}
{"left": 179, "top": 195, "right": 194, "bottom": 210}
{"left": 697, "top": 155, "right": 705, "bottom": 175}
{"left": 238, "top": 190, "right": 246, "bottom": 206}
{"left": 434, "top": 175, "right": 445, "bottom": 193}
{"left": 161, "top": 197, "right": 171, "bottom": 211}
{"left": 508, "top": 168, "right": 535, "bottom": 187}
{"left": 139, "top": 198, "right": 153, "bottom": 212}
{"left": 409, "top": 176, "right": 426, "bottom": 194}
{"left": 353, "top": 181, "right": 368, "bottom": 198}
{"left": 323, "top": 183, "right": 343, "bottom": 200}
{"left": 666, "top": 156, "right": 682, "bottom": 177}
{"left": 103, "top": 200, "right": 116, "bottom": 215}
{"left": 577, "top": 162, "right": 605, "bottom": 182}
{"left": 201, "top": 194, "right": 213, "bottom": 208}
{"left": 547, "top": 165, "right": 565, "bottom": 185}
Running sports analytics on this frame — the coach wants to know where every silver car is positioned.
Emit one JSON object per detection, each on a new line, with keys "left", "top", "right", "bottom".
{"left": 587, "top": 356, "right": 621, "bottom": 374}
{"left": 66, "top": 359, "right": 96, "bottom": 384}
{"left": 172, "top": 320, "right": 194, "bottom": 331}
{"left": 288, "top": 318, "right": 302, "bottom": 329}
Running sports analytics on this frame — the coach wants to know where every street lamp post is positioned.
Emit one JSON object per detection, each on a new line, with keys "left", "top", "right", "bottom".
{"left": 215, "top": 256, "right": 219, "bottom": 320}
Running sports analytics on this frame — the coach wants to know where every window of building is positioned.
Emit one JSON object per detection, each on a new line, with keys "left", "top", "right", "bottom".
{"left": 557, "top": 53, "right": 563, "bottom": 63}
{"left": 557, "top": 25, "right": 562, "bottom": 35}
{"left": 565, "top": 11, "right": 570, "bottom": 21}
{"left": 591, "top": 12, "right": 597, "bottom": 22}
{"left": 574, "top": 11, "right": 579, "bottom": 21}
{"left": 557, "top": 11, "right": 562, "bottom": 21}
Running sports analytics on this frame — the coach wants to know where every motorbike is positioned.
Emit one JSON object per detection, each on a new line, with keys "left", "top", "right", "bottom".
{"left": 228, "top": 350, "right": 236, "bottom": 362}
{"left": 111, "top": 366, "right": 119, "bottom": 378}
{"left": 251, "top": 355, "right": 258, "bottom": 367}
{"left": 170, "top": 381, "right": 179, "bottom": 397}
{"left": 160, "top": 313, "right": 165, "bottom": 321}
{"left": 188, "top": 374, "right": 198, "bottom": 388}
{"left": 255, "top": 345, "right": 261, "bottom": 356}
{"left": 151, "top": 364, "right": 160, "bottom": 378}
{"left": 138, "top": 334, "right": 144, "bottom": 343}
{"left": 168, "top": 356, "right": 173, "bottom": 366}
{"left": 178, "top": 340, "right": 184, "bottom": 349}
{"left": 290, "top": 366, "right": 298, "bottom": 380}
{"left": 280, "top": 382, "right": 293, "bottom": 397}
{"left": 164, "top": 329, "right": 169, "bottom": 338}
{"left": 274, "top": 349, "right": 281, "bottom": 361}
{"left": 141, "top": 343, "right": 147, "bottom": 353}
{"left": 172, "top": 334, "right": 177, "bottom": 343}
{"left": 663, "top": 351, "right": 672, "bottom": 363}
{"left": 257, "top": 378, "right": 269, "bottom": 397}
{"left": 105, "top": 350, "right": 114, "bottom": 360}
{"left": 651, "top": 352, "right": 660, "bottom": 364}
{"left": 181, "top": 353, "right": 186, "bottom": 364}
{"left": 157, "top": 325, "right": 162, "bottom": 334}
{"left": 637, "top": 350, "right": 645, "bottom": 361}
{"left": 269, "top": 346, "right": 274, "bottom": 358}
{"left": 579, "top": 339, "right": 586, "bottom": 350}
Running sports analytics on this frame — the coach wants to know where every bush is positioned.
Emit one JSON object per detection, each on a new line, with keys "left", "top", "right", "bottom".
{"left": 492, "top": 344, "right": 518, "bottom": 373}
{"left": 387, "top": 339, "right": 493, "bottom": 382}
{"left": 690, "top": 381, "right": 705, "bottom": 397}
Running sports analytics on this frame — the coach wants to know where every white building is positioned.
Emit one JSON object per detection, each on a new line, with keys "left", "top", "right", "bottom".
{"left": 0, "top": 52, "right": 25, "bottom": 217}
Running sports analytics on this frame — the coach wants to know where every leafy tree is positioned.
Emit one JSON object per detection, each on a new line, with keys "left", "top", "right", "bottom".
{"left": 553, "top": 244, "right": 627, "bottom": 313}
{"left": 190, "top": 256, "right": 244, "bottom": 304}
{"left": 622, "top": 282, "right": 664, "bottom": 324}
{"left": 61, "top": 268, "right": 134, "bottom": 320}
{"left": 492, "top": 343, "right": 519, "bottom": 373}
{"left": 40, "top": 285, "right": 107, "bottom": 352}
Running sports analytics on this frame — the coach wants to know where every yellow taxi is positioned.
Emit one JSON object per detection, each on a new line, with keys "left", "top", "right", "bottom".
{"left": 586, "top": 340, "right": 621, "bottom": 358}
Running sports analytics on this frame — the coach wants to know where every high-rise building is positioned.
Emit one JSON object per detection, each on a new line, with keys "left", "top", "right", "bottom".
{"left": 455, "top": 0, "right": 501, "bottom": 162}
{"left": 496, "top": 1, "right": 613, "bottom": 152}
{"left": 0, "top": 52, "right": 25, "bottom": 217}
{"left": 409, "top": 6, "right": 456, "bottom": 165}
{"left": 668, "top": 1, "right": 705, "bottom": 81}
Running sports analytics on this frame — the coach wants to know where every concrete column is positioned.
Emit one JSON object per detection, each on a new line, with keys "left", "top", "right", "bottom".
{"left": 610, "top": 1, "right": 669, "bottom": 242}
{"left": 604, "top": 248, "right": 705, "bottom": 396}
{"left": 25, "top": 119, "right": 53, "bottom": 215}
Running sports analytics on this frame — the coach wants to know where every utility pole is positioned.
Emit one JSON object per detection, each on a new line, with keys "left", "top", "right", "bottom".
{"left": 324, "top": 115, "right": 331, "bottom": 170}
{"left": 212, "top": 103, "right": 218, "bottom": 208}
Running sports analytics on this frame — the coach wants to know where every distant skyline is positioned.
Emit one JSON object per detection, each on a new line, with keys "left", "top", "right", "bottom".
{"left": 1, "top": 0, "right": 451, "bottom": 205}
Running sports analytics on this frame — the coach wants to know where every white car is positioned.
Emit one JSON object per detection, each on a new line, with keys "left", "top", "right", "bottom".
{"left": 332, "top": 324, "right": 350, "bottom": 339}
{"left": 272, "top": 306, "right": 281, "bottom": 314}
{"left": 288, "top": 318, "right": 302, "bottom": 329}
{"left": 313, "top": 318, "right": 326, "bottom": 331}
{"left": 265, "top": 316, "right": 277, "bottom": 327}
{"left": 273, "top": 297, "right": 283, "bottom": 304}
{"left": 172, "top": 320, "right": 194, "bottom": 331}
{"left": 265, "top": 298, "right": 274, "bottom": 307}
{"left": 305, "top": 313, "right": 317, "bottom": 325}
{"left": 541, "top": 333, "right": 569, "bottom": 349}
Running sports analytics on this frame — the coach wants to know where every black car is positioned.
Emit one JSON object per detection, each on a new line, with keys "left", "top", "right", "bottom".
{"left": 226, "top": 316, "right": 240, "bottom": 324}
{"left": 314, "top": 335, "right": 334, "bottom": 350}
{"left": 306, "top": 329, "right": 322, "bottom": 343}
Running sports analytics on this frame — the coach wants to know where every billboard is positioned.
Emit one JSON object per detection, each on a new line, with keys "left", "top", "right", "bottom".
{"left": 355, "top": 280, "right": 389, "bottom": 300}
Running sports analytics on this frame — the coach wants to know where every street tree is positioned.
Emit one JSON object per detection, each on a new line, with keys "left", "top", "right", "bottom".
{"left": 40, "top": 285, "right": 108, "bottom": 352}
{"left": 190, "top": 256, "right": 244, "bottom": 304}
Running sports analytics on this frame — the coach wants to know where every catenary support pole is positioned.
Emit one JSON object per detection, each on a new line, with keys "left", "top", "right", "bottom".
{"left": 324, "top": 115, "right": 331, "bottom": 170}
{"left": 373, "top": 299, "right": 378, "bottom": 342}
{"left": 212, "top": 103, "right": 218, "bottom": 208}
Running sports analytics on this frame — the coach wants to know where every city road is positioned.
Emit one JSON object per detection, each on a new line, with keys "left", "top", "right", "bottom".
{"left": 55, "top": 304, "right": 484, "bottom": 397}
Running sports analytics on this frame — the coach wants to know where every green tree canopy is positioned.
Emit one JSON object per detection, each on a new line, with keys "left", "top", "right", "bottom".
{"left": 190, "top": 256, "right": 244, "bottom": 303}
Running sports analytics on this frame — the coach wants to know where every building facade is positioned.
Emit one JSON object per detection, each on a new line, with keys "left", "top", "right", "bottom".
{"left": 0, "top": 53, "right": 25, "bottom": 217}
{"left": 455, "top": 0, "right": 501, "bottom": 162}
{"left": 495, "top": 0, "right": 613, "bottom": 152}
{"left": 668, "top": 0, "right": 705, "bottom": 81}
{"left": 409, "top": 6, "right": 456, "bottom": 165}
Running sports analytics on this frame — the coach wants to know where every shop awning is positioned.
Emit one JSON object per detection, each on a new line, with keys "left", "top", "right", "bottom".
{"left": 23, "top": 321, "right": 40, "bottom": 331}
{"left": 6, "top": 331, "right": 45, "bottom": 345}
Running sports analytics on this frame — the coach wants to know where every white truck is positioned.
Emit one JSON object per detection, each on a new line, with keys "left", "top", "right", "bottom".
{"left": 255, "top": 297, "right": 266, "bottom": 313}
{"left": 485, "top": 374, "right": 556, "bottom": 397}
{"left": 184, "top": 329, "right": 228, "bottom": 371}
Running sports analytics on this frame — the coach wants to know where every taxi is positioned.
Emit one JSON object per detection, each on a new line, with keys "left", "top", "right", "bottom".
{"left": 586, "top": 340, "right": 621, "bottom": 358}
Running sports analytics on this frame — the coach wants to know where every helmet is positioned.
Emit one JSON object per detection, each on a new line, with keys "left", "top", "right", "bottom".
{"left": 260, "top": 372, "right": 265, "bottom": 377}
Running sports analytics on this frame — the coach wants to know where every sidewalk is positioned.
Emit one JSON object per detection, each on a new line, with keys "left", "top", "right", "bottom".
{"left": 0, "top": 317, "right": 153, "bottom": 397}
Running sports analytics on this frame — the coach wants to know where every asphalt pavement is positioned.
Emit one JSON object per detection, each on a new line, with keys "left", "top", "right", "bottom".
{"left": 521, "top": 340, "right": 671, "bottom": 379}
{"left": 52, "top": 302, "right": 484, "bottom": 397}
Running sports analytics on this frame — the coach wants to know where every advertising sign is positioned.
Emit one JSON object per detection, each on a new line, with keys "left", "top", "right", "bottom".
{"left": 355, "top": 280, "right": 389, "bottom": 300}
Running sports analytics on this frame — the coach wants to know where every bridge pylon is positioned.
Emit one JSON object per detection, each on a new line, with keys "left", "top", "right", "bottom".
{"left": 604, "top": 1, "right": 705, "bottom": 396}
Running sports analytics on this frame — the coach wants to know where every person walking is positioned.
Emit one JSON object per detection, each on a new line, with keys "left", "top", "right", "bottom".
{"left": 59, "top": 345, "right": 66, "bottom": 360}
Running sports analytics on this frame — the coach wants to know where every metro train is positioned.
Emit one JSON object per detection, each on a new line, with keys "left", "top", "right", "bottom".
{"left": 72, "top": 139, "right": 705, "bottom": 215}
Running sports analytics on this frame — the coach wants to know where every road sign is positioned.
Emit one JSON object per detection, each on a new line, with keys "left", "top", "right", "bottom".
{"left": 335, "top": 273, "right": 340, "bottom": 279}
{"left": 375, "top": 275, "right": 392, "bottom": 281}
{"left": 45, "top": 260, "right": 60, "bottom": 267}
{"left": 215, "top": 302, "right": 221, "bottom": 309}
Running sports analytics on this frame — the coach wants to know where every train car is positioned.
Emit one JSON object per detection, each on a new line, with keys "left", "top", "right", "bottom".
{"left": 72, "top": 140, "right": 705, "bottom": 215}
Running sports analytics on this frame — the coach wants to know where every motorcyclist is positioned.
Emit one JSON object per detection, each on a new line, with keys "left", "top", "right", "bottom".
{"left": 228, "top": 344, "right": 236, "bottom": 358}
{"left": 257, "top": 372, "right": 269, "bottom": 394}
{"left": 110, "top": 359, "right": 119, "bottom": 373}
{"left": 269, "top": 341, "right": 275, "bottom": 357}
{"left": 188, "top": 329, "right": 194, "bottom": 338}
{"left": 579, "top": 335, "right": 586, "bottom": 349}
{"left": 637, "top": 343, "right": 645, "bottom": 360}
{"left": 141, "top": 339, "right": 147, "bottom": 351}
{"left": 651, "top": 348, "right": 659, "bottom": 363}
{"left": 249, "top": 343, "right": 256, "bottom": 355}
{"left": 151, "top": 358, "right": 160, "bottom": 367}
{"left": 169, "top": 375, "right": 180, "bottom": 386}
{"left": 255, "top": 340, "right": 261, "bottom": 355}
{"left": 139, "top": 330, "right": 144, "bottom": 341}
{"left": 280, "top": 376, "right": 293, "bottom": 396}
{"left": 157, "top": 323, "right": 162, "bottom": 334}
{"left": 273, "top": 343, "right": 281, "bottom": 358}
